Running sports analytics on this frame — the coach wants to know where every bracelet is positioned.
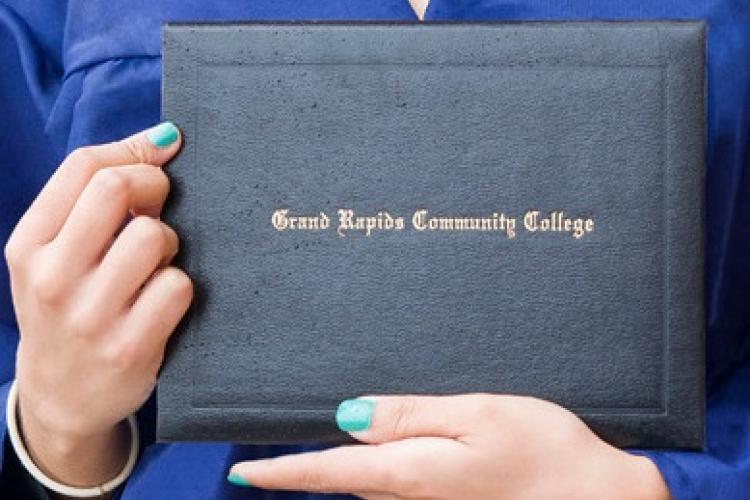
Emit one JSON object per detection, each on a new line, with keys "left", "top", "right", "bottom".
{"left": 5, "top": 380, "right": 139, "bottom": 498}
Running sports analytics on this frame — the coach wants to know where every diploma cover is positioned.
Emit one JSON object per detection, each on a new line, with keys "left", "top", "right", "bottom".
{"left": 157, "top": 22, "right": 705, "bottom": 448}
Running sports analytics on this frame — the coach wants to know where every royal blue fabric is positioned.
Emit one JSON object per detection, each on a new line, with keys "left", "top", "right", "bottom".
{"left": 0, "top": 1, "right": 748, "bottom": 499}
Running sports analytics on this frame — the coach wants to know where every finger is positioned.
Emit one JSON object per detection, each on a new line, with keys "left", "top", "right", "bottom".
{"left": 53, "top": 165, "right": 170, "bottom": 267}
{"left": 229, "top": 445, "right": 397, "bottom": 494}
{"left": 93, "top": 216, "right": 179, "bottom": 308}
{"left": 230, "top": 437, "right": 463, "bottom": 497}
{"left": 13, "top": 121, "right": 181, "bottom": 246}
{"left": 120, "top": 266, "right": 193, "bottom": 359}
{"left": 336, "top": 394, "right": 490, "bottom": 443}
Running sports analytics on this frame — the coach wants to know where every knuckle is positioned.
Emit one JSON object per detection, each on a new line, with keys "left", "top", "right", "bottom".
{"left": 162, "top": 225, "right": 180, "bottom": 256}
{"left": 155, "top": 167, "right": 171, "bottom": 190}
{"left": 129, "top": 216, "right": 166, "bottom": 248}
{"left": 90, "top": 168, "right": 129, "bottom": 201}
{"left": 3, "top": 238, "right": 24, "bottom": 270}
{"left": 162, "top": 267, "right": 194, "bottom": 301}
{"left": 67, "top": 146, "right": 98, "bottom": 171}
{"left": 122, "top": 138, "right": 154, "bottom": 165}
{"left": 390, "top": 399, "right": 417, "bottom": 437}
{"left": 29, "top": 264, "right": 67, "bottom": 305}
{"left": 148, "top": 168, "right": 171, "bottom": 204}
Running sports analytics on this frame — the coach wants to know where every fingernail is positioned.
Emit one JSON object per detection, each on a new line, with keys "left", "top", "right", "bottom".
{"left": 146, "top": 121, "right": 179, "bottom": 148}
{"left": 336, "top": 398, "right": 375, "bottom": 432}
{"left": 227, "top": 472, "right": 251, "bottom": 487}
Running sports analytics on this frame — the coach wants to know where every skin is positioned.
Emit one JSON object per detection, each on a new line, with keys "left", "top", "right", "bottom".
{"left": 229, "top": 395, "right": 671, "bottom": 500}
{"left": 408, "top": 0, "right": 429, "bottom": 20}
{"left": 5, "top": 129, "right": 191, "bottom": 498}
{"left": 5, "top": 128, "right": 670, "bottom": 499}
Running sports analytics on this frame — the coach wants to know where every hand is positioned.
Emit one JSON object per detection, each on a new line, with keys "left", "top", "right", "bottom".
{"left": 229, "top": 395, "right": 671, "bottom": 500}
{"left": 5, "top": 122, "right": 192, "bottom": 490}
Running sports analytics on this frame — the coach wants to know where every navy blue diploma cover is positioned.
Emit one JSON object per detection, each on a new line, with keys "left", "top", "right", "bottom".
{"left": 158, "top": 22, "right": 705, "bottom": 448}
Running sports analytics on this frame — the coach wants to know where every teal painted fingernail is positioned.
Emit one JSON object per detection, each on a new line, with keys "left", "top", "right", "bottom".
{"left": 336, "top": 398, "right": 375, "bottom": 432}
{"left": 146, "top": 121, "right": 179, "bottom": 148}
{"left": 227, "top": 473, "right": 251, "bottom": 487}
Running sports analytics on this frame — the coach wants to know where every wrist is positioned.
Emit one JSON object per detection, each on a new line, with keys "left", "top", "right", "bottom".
{"left": 19, "top": 410, "right": 131, "bottom": 486}
{"left": 9, "top": 381, "right": 138, "bottom": 491}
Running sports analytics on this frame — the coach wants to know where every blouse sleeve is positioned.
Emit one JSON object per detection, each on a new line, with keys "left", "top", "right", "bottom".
{"left": 634, "top": 361, "right": 750, "bottom": 499}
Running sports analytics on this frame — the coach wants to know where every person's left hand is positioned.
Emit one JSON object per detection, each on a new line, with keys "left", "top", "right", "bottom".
{"left": 228, "top": 394, "right": 670, "bottom": 500}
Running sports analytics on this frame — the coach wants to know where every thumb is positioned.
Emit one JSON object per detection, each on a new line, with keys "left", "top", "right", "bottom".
{"left": 335, "top": 395, "right": 479, "bottom": 444}
{"left": 60, "top": 121, "right": 183, "bottom": 172}
{"left": 12, "top": 121, "right": 182, "bottom": 246}
{"left": 110, "top": 121, "right": 183, "bottom": 167}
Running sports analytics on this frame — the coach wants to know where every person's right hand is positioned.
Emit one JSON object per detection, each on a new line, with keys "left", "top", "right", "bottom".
{"left": 4, "top": 122, "right": 192, "bottom": 489}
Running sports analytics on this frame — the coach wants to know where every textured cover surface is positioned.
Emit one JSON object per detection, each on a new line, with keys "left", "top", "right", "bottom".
{"left": 158, "top": 22, "right": 705, "bottom": 448}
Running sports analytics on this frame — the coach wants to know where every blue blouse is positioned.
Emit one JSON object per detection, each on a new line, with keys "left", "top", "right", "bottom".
{"left": 1, "top": 1, "right": 749, "bottom": 498}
